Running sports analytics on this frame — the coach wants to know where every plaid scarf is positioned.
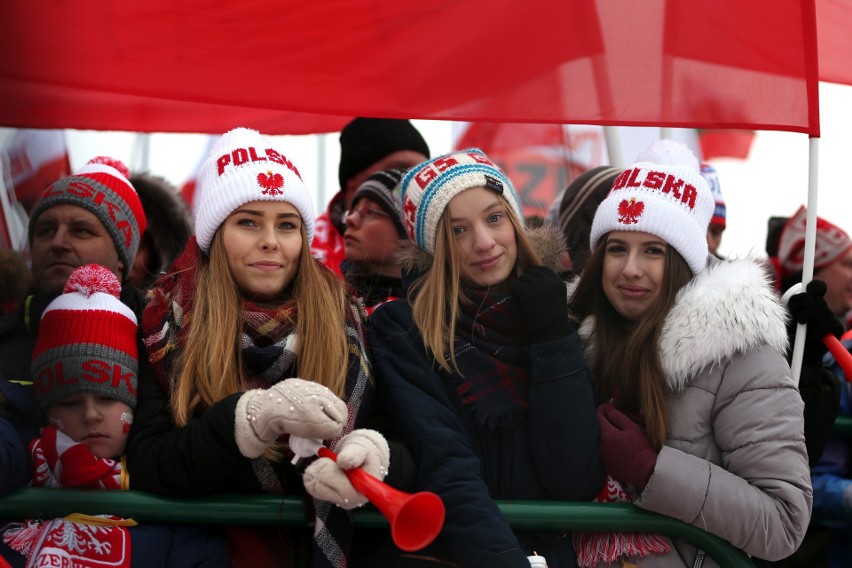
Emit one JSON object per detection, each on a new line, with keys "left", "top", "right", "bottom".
{"left": 142, "top": 237, "right": 374, "bottom": 568}
{"left": 448, "top": 287, "right": 531, "bottom": 429}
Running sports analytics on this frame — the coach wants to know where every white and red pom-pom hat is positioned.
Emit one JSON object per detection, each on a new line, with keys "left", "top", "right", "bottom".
{"left": 194, "top": 127, "right": 314, "bottom": 253}
{"left": 31, "top": 264, "right": 138, "bottom": 411}
{"left": 590, "top": 139, "right": 715, "bottom": 275}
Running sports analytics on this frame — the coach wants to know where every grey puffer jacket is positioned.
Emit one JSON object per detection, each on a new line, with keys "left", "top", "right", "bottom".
{"left": 577, "top": 256, "right": 813, "bottom": 566}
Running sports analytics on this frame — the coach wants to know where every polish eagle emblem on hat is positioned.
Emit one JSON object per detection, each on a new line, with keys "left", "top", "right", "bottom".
{"left": 257, "top": 171, "right": 284, "bottom": 195}
{"left": 617, "top": 197, "right": 644, "bottom": 225}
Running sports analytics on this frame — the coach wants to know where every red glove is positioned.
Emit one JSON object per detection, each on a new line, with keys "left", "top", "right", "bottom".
{"left": 597, "top": 402, "right": 658, "bottom": 491}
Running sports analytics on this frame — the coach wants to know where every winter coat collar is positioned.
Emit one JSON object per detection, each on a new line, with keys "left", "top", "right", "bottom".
{"left": 577, "top": 255, "right": 789, "bottom": 393}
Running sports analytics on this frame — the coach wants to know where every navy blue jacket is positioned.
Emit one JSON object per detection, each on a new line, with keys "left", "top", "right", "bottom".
{"left": 367, "top": 299, "right": 603, "bottom": 567}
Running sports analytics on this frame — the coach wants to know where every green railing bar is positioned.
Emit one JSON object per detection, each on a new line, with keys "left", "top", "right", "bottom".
{"left": 0, "top": 488, "right": 754, "bottom": 567}
{"left": 833, "top": 416, "right": 852, "bottom": 438}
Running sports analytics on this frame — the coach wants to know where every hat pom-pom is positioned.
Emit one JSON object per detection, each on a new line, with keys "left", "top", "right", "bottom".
{"left": 87, "top": 156, "right": 131, "bottom": 179}
{"left": 63, "top": 264, "right": 122, "bottom": 299}
{"left": 635, "top": 139, "right": 699, "bottom": 171}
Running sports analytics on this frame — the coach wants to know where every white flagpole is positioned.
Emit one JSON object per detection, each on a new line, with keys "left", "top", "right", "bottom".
{"left": 789, "top": 137, "right": 820, "bottom": 386}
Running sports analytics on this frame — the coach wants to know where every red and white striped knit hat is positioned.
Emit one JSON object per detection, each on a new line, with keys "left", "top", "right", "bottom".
{"left": 27, "top": 156, "right": 146, "bottom": 279}
{"left": 31, "top": 264, "right": 138, "bottom": 411}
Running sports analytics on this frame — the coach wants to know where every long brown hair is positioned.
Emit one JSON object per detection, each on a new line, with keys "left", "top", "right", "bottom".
{"left": 171, "top": 225, "right": 350, "bottom": 426}
{"left": 409, "top": 194, "right": 541, "bottom": 374}
{"left": 570, "top": 234, "right": 692, "bottom": 449}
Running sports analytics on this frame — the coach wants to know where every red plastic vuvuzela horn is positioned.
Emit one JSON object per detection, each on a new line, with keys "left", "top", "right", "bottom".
{"left": 316, "top": 446, "right": 445, "bottom": 552}
{"left": 823, "top": 334, "right": 852, "bottom": 379}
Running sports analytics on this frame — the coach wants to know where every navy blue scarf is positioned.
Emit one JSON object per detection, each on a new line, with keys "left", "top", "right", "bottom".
{"left": 448, "top": 288, "right": 531, "bottom": 429}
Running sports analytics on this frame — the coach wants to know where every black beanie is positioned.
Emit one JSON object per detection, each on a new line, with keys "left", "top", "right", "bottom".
{"left": 558, "top": 166, "right": 621, "bottom": 274}
{"left": 350, "top": 169, "right": 407, "bottom": 238}
{"left": 338, "top": 118, "right": 430, "bottom": 189}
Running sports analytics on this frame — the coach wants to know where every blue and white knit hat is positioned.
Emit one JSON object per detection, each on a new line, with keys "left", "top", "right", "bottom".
{"left": 400, "top": 148, "right": 523, "bottom": 254}
{"left": 590, "top": 139, "right": 714, "bottom": 275}
{"left": 195, "top": 127, "right": 314, "bottom": 253}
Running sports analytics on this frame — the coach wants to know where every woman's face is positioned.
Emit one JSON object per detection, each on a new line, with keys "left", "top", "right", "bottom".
{"left": 602, "top": 231, "right": 667, "bottom": 320}
{"left": 221, "top": 200, "right": 303, "bottom": 303}
{"left": 343, "top": 197, "right": 402, "bottom": 276}
{"left": 447, "top": 187, "right": 518, "bottom": 288}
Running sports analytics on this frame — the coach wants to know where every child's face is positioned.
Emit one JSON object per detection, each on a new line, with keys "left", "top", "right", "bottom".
{"left": 46, "top": 393, "right": 133, "bottom": 460}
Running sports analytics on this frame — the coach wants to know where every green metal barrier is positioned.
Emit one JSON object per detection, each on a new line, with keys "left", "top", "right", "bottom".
{"left": 833, "top": 415, "right": 852, "bottom": 438}
{"left": 0, "top": 488, "right": 754, "bottom": 567}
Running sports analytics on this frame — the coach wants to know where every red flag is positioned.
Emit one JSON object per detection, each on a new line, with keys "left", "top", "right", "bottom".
{"left": 0, "top": 1, "right": 818, "bottom": 135}
{"left": 817, "top": 0, "right": 852, "bottom": 86}
{"left": 697, "top": 130, "right": 756, "bottom": 160}
{"left": 455, "top": 123, "right": 605, "bottom": 218}
{"left": 6, "top": 129, "right": 71, "bottom": 214}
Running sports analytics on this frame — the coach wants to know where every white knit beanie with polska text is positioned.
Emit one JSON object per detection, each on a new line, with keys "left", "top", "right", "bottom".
{"left": 194, "top": 127, "right": 314, "bottom": 253}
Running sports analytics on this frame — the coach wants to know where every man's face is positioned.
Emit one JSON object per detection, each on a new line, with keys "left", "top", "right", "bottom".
{"left": 30, "top": 204, "right": 123, "bottom": 297}
{"left": 816, "top": 247, "right": 852, "bottom": 318}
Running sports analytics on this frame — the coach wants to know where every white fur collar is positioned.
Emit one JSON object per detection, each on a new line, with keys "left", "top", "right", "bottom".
{"left": 575, "top": 256, "right": 789, "bottom": 392}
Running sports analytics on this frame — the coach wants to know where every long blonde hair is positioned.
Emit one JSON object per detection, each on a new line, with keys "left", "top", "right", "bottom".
{"left": 171, "top": 226, "right": 350, "bottom": 426}
{"left": 570, "top": 235, "right": 692, "bottom": 449}
{"left": 409, "top": 194, "right": 541, "bottom": 374}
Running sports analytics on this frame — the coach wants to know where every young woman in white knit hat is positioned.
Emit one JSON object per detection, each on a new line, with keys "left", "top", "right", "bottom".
{"left": 363, "top": 148, "right": 604, "bottom": 567}
{"left": 128, "top": 128, "right": 389, "bottom": 567}
{"left": 569, "top": 140, "right": 812, "bottom": 567}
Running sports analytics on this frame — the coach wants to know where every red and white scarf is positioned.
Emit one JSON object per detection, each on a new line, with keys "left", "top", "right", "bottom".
{"left": 573, "top": 475, "right": 671, "bottom": 567}
{"left": 30, "top": 426, "right": 125, "bottom": 489}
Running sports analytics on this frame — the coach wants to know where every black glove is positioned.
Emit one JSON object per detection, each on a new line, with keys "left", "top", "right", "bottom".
{"left": 787, "top": 279, "right": 843, "bottom": 366}
{"left": 512, "top": 266, "right": 574, "bottom": 343}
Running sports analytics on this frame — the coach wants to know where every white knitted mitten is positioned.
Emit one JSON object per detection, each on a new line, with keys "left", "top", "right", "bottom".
{"left": 303, "top": 429, "right": 390, "bottom": 509}
{"left": 234, "top": 378, "right": 347, "bottom": 458}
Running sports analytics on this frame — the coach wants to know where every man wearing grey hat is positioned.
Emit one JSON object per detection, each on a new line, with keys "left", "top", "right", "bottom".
{"left": 311, "top": 117, "right": 429, "bottom": 276}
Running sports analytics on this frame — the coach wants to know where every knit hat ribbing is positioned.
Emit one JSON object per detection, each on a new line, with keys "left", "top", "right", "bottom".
{"left": 700, "top": 163, "right": 726, "bottom": 229}
{"left": 777, "top": 205, "right": 852, "bottom": 277}
{"left": 400, "top": 148, "right": 523, "bottom": 254}
{"left": 28, "top": 157, "right": 146, "bottom": 279}
{"left": 31, "top": 264, "right": 138, "bottom": 411}
{"left": 589, "top": 140, "right": 714, "bottom": 275}
{"left": 350, "top": 168, "right": 407, "bottom": 238}
{"left": 195, "top": 127, "right": 314, "bottom": 253}
{"left": 338, "top": 118, "right": 430, "bottom": 189}
{"left": 558, "top": 166, "right": 622, "bottom": 273}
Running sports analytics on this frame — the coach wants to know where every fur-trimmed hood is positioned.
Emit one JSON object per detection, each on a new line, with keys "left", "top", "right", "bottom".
{"left": 576, "top": 255, "right": 790, "bottom": 392}
{"left": 395, "top": 224, "right": 567, "bottom": 280}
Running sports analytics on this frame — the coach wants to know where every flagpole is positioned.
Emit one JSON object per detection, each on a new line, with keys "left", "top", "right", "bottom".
{"left": 604, "top": 127, "right": 624, "bottom": 168}
{"left": 789, "top": 136, "right": 820, "bottom": 386}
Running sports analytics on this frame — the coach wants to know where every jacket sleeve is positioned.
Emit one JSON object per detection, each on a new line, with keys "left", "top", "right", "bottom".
{"left": 126, "top": 360, "right": 249, "bottom": 497}
{"left": 0, "top": 380, "right": 42, "bottom": 495}
{"left": 527, "top": 334, "right": 604, "bottom": 500}
{"left": 0, "top": 416, "right": 31, "bottom": 495}
{"left": 635, "top": 346, "right": 813, "bottom": 561}
{"left": 797, "top": 363, "right": 841, "bottom": 466}
{"left": 368, "top": 302, "right": 529, "bottom": 568}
